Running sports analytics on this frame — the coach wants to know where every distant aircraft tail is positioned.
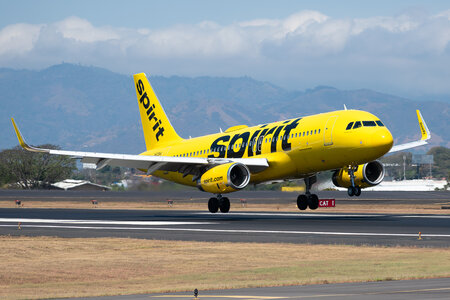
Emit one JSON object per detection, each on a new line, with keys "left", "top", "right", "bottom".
{"left": 133, "top": 73, "right": 183, "bottom": 150}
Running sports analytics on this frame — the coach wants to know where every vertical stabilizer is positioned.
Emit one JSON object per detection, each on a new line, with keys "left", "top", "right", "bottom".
{"left": 133, "top": 73, "right": 183, "bottom": 150}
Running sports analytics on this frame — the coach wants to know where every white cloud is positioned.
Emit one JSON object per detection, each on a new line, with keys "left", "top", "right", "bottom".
{"left": 0, "top": 23, "right": 42, "bottom": 56}
{"left": 0, "top": 10, "right": 449, "bottom": 96}
{"left": 54, "top": 16, "right": 119, "bottom": 43}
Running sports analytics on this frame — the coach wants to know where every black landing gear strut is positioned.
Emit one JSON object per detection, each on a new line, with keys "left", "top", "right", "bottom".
{"left": 208, "top": 194, "right": 230, "bottom": 213}
{"left": 297, "top": 176, "right": 319, "bottom": 211}
{"left": 347, "top": 166, "right": 361, "bottom": 197}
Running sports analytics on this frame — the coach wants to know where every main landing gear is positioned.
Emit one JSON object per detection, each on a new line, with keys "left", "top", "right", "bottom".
{"left": 347, "top": 167, "right": 361, "bottom": 197}
{"left": 208, "top": 194, "right": 230, "bottom": 213}
{"left": 297, "top": 176, "right": 319, "bottom": 211}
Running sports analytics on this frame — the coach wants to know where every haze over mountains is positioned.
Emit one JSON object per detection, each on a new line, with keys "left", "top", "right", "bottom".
{"left": 1, "top": 63, "right": 448, "bottom": 154}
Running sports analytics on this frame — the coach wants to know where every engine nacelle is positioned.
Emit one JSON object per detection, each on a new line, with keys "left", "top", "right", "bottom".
{"left": 332, "top": 161, "right": 385, "bottom": 188}
{"left": 198, "top": 162, "right": 250, "bottom": 194}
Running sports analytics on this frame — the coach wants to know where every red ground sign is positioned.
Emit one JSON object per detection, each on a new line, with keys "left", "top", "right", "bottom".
{"left": 319, "top": 199, "right": 335, "bottom": 207}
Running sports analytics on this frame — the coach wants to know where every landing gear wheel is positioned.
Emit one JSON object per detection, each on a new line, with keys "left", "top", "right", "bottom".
{"left": 347, "top": 186, "right": 355, "bottom": 197}
{"left": 308, "top": 194, "right": 319, "bottom": 210}
{"left": 219, "top": 197, "right": 230, "bottom": 213}
{"left": 297, "top": 195, "right": 308, "bottom": 210}
{"left": 208, "top": 197, "right": 219, "bottom": 213}
{"left": 354, "top": 186, "right": 361, "bottom": 196}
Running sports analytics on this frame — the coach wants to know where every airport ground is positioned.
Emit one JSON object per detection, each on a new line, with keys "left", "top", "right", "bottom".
{"left": 1, "top": 189, "right": 450, "bottom": 214}
{"left": 0, "top": 189, "right": 449, "bottom": 299}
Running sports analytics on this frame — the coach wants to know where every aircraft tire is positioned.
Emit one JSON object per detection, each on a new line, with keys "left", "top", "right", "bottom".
{"left": 219, "top": 197, "right": 230, "bottom": 213}
{"left": 355, "top": 186, "right": 361, "bottom": 196}
{"left": 208, "top": 197, "right": 219, "bottom": 213}
{"left": 308, "top": 194, "right": 319, "bottom": 210}
{"left": 347, "top": 187, "right": 355, "bottom": 197}
{"left": 297, "top": 195, "right": 308, "bottom": 210}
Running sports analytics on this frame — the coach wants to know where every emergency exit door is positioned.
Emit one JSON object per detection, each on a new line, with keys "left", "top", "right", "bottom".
{"left": 323, "top": 116, "right": 338, "bottom": 146}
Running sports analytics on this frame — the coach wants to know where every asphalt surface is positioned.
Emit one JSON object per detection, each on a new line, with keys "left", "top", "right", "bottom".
{"left": 1, "top": 206, "right": 449, "bottom": 246}
{"left": 63, "top": 278, "right": 450, "bottom": 300}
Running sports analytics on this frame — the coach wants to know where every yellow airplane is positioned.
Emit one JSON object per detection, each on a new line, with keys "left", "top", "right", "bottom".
{"left": 11, "top": 73, "right": 431, "bottom": 213}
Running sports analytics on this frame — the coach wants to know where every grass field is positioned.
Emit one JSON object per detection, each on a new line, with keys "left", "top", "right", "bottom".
{"left": 1, "top": 236, "right": 449, "bottom": 299}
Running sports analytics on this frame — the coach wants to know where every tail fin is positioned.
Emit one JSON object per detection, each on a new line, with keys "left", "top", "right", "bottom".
{"left": 133, "top": 73, "right": 183, "bottom": 150}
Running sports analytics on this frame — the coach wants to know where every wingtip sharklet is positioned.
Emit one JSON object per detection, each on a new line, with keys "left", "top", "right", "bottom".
{"left": 416, "top": 110, "right": 430, "bottom": 141}
{"left": 10, "top": 118, "right": 47, "bottom": 153}
{"left": 388, "top": 110, "right": 431, "bottom": 153}
{"left": 11, "top": 117, "right": 27, "bottom": 148}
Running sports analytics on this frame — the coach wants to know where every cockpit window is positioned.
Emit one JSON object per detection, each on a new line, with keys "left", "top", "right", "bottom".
{"left": 363, "top": 121, "right": 376, "bottom": 127}
{"left": 346, "top": 122, "right": 354, "bottom": 130}
{"left": 376, "top": 120, "right": 384, "bottom": 127}
{"left": 353, "top": 121, "right": 362, "bottom": 129}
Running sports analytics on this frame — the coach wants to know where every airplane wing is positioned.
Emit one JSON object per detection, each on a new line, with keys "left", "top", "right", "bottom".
{"left": 11, "top": 118, "right": 269, "bottom": 178}
{"left": 388, "top": 110, "right": 431, "bottom": 153}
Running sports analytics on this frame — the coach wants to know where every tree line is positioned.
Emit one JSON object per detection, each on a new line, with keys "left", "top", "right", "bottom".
{"left": 0, "top": 145, "right": 76, "bottom": 189}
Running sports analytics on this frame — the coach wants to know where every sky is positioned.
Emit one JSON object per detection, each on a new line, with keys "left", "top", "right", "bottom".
{"left": 1, "top": 0, "right": 450, "bottom": 99}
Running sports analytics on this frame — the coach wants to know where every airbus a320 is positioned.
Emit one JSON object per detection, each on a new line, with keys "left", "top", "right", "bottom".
{"left": 11, "top": 73, "right": 431, "bottom": 213}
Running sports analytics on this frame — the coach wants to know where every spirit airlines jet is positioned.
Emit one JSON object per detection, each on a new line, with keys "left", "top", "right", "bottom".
{"left": 11, "top": 73, "right": 431, "bottom": 213}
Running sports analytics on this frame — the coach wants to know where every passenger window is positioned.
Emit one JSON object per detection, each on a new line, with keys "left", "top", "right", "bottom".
{"left": 306, "top": 131, "right": 309, "bottom": 136}
{"left": 363, "top": 121, "right": 376, "bottom": 127}
{"left": 318, "top": 129, "right": 321, "bottom": 134}
{"left": 376, "top": 120, "right": 385, "bottom": 127}
{"left": 346, "top": 122, "right": 354, "bottom": 130}
{"left": 314, "top": 130, "right": 316, "bottom": 134}
{"left": 353, "top": 121, "right": 362, "bottom": 129}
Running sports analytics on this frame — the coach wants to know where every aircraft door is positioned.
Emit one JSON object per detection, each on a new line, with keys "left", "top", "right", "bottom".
{"left": 323, "top": 115, "right": 338, "bottom": 146}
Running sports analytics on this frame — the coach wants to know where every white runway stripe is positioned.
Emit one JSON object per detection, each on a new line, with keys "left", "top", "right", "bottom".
{"left": 0, "top": 218, "right": 213, "bottom": 226}
{"left": 203, "top": 212, "right": 382, "bottom": 217}
{"left": 1, "top": 223, "right": 449, "bottom": 238}
{"left": 399, "top": 215, "right": 450, "bottom": 219}
{"left": 200, "top": 212, "right": 450, "bottom": 219}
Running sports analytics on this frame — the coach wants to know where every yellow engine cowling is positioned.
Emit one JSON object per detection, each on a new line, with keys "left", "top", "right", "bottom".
{"left": 198, "top": 162, "right": 251, "bottom": 194}
{"left": 332, "top": 161, "right": 385, "bottom": 188}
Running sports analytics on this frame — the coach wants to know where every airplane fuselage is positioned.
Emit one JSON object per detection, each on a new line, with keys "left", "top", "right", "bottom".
{"left": 142, "top": 109, "right": 394, "bottom": 187}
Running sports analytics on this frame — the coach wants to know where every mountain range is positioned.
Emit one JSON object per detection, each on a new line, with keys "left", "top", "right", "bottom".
{"left": 1, "top": 63, "right": 448, "bottom": 154}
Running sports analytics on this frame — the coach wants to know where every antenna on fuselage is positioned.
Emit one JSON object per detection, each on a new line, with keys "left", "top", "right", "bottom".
{"left": 220, "top": 128, "right": 223, "bottom": 133}
{"left": 343, "top": 104, "right": 348, "bottom": 110}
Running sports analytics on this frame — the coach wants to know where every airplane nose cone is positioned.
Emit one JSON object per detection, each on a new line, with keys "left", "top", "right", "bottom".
{"left": 370, "top": 128, "right": 393, "bottom": 155}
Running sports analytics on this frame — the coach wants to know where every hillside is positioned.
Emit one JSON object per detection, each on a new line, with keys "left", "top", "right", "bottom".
{"left": 1, "top": 64, "right": 448, "bottom": 154}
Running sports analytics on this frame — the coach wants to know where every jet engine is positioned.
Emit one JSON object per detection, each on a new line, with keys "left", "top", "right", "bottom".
{"left": 198, "top": 162, "right": 250, "bottom": 194}
{"left": 332, "top": 161, "right": 385, "bottom": 188}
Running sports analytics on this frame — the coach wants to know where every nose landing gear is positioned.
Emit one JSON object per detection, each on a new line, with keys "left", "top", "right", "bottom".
{"left": 347, "top": 167, "right": 362, "bottom": 197}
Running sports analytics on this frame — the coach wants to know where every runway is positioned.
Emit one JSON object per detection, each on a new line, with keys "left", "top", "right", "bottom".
{"left": 67, "top": 278, "right": 450, "bottom": 300}
{"left": 1, "top": 207, "right": 449, "bottom": 247}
